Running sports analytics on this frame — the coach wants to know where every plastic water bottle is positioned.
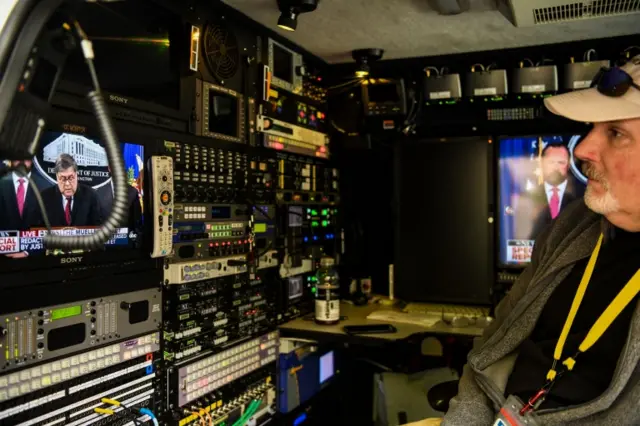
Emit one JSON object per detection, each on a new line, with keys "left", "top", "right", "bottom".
{"left": 314, "top": 257, "right": 340, "bottom": 325}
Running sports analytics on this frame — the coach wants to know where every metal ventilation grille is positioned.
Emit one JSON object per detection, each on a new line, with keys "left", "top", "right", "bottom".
{"left": 533, "top": 0, "right": 640, "bottom": 24}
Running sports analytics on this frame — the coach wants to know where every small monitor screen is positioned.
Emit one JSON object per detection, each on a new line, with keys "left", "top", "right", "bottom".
{"left": 273, "top": 44, "right": 293, "bottom": 83}
{"left": 498, "top": 135, "right": 586, "bottom": 266}
{"left": 0, "top": 132, "right": 144, "bottom": 259}
{"left": 367, "top": 83, "right": 400, "bottom": 103}
{"left": 288, "top": 276, "right": 303, "bottom": 300}
{"left": 319, "top": 351, "right": 334, "bottom": 384}
{"left": 208, "top": 92, "right": 238, "bottom": 138}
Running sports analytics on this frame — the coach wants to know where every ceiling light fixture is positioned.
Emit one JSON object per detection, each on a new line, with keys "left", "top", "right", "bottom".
{"left": 352, "top": 48, "right": 384, "bottom": 78}
{"left": 276, "top": 0, "right": 319, "bottom": 32}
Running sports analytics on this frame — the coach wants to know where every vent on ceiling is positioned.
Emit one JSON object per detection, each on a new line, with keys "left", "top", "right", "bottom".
{"left": 534, "top": 0, "right": 640, "bottom": 24}
{"left": 498, "top": 0, "right": 640, "bottom": 26}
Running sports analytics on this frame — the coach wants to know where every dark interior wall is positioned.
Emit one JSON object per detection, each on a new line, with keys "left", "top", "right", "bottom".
{"left": 331, "top": 34, "right": 640, "bottom": 295}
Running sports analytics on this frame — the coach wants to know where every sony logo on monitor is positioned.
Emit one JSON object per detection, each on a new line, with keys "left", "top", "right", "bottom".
{"left": 109, "top": 95, "right": 129, "bottom": 104}
{"left": 60, "top": 256, "right": 83, "bottom": 264}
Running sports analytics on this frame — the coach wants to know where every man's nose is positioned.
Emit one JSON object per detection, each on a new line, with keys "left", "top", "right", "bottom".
{"left": 574, "top": 131, "right": 599, "bottom": 163}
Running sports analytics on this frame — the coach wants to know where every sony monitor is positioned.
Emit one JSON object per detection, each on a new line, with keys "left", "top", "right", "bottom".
{"left": 498, "top": 134, "right": 587, "bottom": 266}
{"left": 59, "top": 0, "right": 181, "bottom": 111}
{"left": 0, "top": 131, "right": 144, "bottom": 262}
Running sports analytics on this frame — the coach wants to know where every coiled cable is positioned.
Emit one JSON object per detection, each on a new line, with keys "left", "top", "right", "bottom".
{"left": 43, "top": 21, "right": 126, "bottom": 250}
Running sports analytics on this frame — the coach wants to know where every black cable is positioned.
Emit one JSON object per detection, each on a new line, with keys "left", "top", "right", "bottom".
{"left": 248, "top": 201, "right": 272, "bottom": 221}
{"left": 256, "top": 241, "right": 274, "bottom": 259}
{"left": 119, "top": 402, "right": 142, "bottom": 426}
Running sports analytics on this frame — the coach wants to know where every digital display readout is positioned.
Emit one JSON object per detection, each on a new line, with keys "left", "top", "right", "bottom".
{"left": 51, "top": 305, "right": 82, "bottom": 321}
{"left": 254, "top": 223, "right": 267, "bottom": 233}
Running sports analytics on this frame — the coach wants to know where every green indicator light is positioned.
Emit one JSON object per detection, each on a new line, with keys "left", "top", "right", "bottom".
{"left": 322, "top": 220, "right": 328, "bottom": 227}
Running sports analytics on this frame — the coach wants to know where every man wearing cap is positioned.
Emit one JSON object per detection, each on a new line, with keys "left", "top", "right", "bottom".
{"left": 406, "top": 57, "right": 640, "bottom": 425}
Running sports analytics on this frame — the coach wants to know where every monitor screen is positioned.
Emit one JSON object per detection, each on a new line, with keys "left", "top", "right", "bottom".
{"left": 0, "top": 132, "right": 144, "bottom": 259}
{"left": 367, "top": 83, "right": 400, "bottom": 103}
{"left": 498, "top": 134, "right": 587, "bottom": 266}
{"left": 288, "top": 276, "right": 303, "bottom": 300}
{"left": 273, "top": 44, "right": 293, "bottom": 83}
{"left": 396, "top": 137, "right": 493, "bottom": 305}
{"left": 319, "top": 351, "right": 334, "bottom": 384}
{"left": 208, "top": 92, "right": 238, "bottom": 137}
{"left": 60, "top": 0, "right": 180, "bottom": 110}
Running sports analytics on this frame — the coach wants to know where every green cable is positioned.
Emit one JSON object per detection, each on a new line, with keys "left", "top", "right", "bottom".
{"left": 231, "top": 400, "right": 261, "bottom": 426}
{"left": 238, "top": 400, "right": 260, "bottom": 426}
{"left": 230, "top": 404, "right": 253, "bottom": 426}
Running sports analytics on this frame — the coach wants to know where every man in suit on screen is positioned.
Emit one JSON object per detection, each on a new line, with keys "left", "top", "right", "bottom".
{"left": 0, "top": 159, "right": 43, "bottom": 230}
{"left": 516, "top": 143, "right": 580, "bottom": 240}
{"left": 41, "top": 154, "right": 102, "bottom": 227}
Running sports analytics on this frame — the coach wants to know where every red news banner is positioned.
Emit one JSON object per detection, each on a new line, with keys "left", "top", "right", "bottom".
{"left": 0, "top": 227, "right": 130, "bottom": 255}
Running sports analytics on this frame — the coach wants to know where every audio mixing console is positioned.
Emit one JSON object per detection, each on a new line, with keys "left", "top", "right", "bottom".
{"left": 163, "top": 140, "right": 248, "bottom": 205}
{"left": 166, "top": 331, "right": 278, "bottom": 410}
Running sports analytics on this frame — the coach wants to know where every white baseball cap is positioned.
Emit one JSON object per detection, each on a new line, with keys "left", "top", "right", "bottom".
{"left": 544, "top": 55, "right": 640, "bottom": 123}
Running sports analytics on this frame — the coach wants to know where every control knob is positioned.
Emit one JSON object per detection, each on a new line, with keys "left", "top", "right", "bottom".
{"left": 120, "top": 302, "right": 131, "bottom": 311}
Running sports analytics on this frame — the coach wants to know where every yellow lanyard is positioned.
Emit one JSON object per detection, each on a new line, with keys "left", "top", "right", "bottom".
{"left": 547, "top": 233, "right": 640, "bottom": 381}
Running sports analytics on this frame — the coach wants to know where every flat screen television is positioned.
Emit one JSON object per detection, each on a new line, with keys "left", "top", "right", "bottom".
{"left": 0, "top": 131, "right": 144, "bottom": 265}
{"left": 498, "top": 134, "right": 587, "bottom": 267}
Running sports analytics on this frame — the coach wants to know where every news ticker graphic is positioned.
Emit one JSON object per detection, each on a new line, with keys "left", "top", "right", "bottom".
{"left": 0, "top": 228, "right": 133, "bottom": 254}
{"left": 506, "top": 239, "right": 534, "bottom": 263}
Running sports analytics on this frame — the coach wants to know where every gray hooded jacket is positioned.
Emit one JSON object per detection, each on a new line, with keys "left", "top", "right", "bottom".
{"left": 442, "top": 200, "right": 640, "bottom": 426}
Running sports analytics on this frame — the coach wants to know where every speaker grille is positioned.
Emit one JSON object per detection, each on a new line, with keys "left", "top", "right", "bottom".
{"left": 533, "top": 0, "right": 640, "bottom": 24}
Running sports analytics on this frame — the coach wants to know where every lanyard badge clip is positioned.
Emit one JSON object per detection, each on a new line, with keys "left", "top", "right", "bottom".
{"left": 494, "top": 395, "right": 543, "bottom": 426}
{"left": 519, "top": 388, "right": 548, "bottom": 415}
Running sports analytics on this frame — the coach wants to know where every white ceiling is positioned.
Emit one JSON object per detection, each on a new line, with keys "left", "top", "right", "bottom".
{"left": 222, "top": 0, "right": 640, "bottom": 63}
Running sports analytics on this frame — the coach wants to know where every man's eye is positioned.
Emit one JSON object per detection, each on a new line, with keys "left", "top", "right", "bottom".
{"left": 609, "top": 128, "right": 623, "bottom": 139}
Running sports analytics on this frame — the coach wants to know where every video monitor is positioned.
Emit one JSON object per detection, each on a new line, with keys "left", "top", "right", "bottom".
{"left": 367, "top": 82, "right": 400, "bottom": 103}
{"left": 209, "top": 92, "right": 239, "bottom": 138}
{"left": 319, "top": 350, "right": 335, "bottom": 384}
{"left": 59, "top": 0, "right": 181, "bottom": 110}
{"left": 273, "top": 44, "right": 294, "bottom": 84}
{"left": 288, "top": 276, "right": 303, "bottom": 300}
{"left": 0, "top": 131, "right": 144, "bottom": 259}
{"left": 498, "top": 134, "right": 587, "bottom": 266}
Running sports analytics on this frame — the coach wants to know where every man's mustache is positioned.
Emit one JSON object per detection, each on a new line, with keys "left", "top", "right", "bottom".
{"left": 582, "top": 163, "right": 608, "bottom": 187}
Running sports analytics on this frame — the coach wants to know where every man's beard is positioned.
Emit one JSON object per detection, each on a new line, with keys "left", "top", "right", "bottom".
{"left": 545, "top": 170, "right": 567, "bottom": 186}
{"left": 582, "top": 163, "right": 620, "bottom": 214}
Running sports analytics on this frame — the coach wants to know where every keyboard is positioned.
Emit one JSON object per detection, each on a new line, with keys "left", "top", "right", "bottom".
{"left": 366, "top": 310, "right": 441, "bottom": 328}
{"left": 402, "top": 303, "right": 489, "bottom": 318}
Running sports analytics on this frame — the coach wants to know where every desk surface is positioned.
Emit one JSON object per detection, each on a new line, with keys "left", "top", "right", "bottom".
{"left": 278, "top": 302, "right": 485, "bottom": 342}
